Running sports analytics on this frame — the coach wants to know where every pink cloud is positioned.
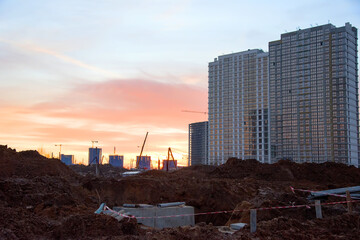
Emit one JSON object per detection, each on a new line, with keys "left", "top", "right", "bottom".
{"left": 0, "top": 79, "right": 208, "bottom": 164}
{"left": 32, "top": 79, "right": 208, "bottom": 126}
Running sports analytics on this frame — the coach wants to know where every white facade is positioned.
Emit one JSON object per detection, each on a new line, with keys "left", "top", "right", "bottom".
{"left": 269, "top": 23, "right": 359, "bottom": 167}
{"left": 208, "top": 49, "right": 270, "bottom": 165}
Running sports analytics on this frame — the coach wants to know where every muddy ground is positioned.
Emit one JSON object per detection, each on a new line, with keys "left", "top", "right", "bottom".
{"left": 0, "top": 145, "right": 359, "bottom": 239}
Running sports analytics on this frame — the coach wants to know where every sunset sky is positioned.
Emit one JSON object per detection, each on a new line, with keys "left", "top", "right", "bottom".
{"left": 1, "top": 0, "right": 359, "bottom": 167}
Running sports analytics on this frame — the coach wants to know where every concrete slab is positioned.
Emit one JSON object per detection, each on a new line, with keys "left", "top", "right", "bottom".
{"left": 113, "top": 205, "right": 195, "bottom": 229}
{"left": 114, "top": 206, "right": 156, "bottom": 227}
{"left": 230, "top": 223, "right": 247, "bottom": 230}
{"left": 156, "top": 206, "right": 194, "bottom": 229}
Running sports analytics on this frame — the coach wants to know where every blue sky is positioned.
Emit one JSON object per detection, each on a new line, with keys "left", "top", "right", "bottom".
{"left": 0, "top": 0, "right": 359, "bottom": 165}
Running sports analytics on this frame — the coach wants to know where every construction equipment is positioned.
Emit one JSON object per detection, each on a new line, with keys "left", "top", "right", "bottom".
{"left": 163, "top": 147, "right": 178, "bottom": 171}
{"left": 307, "top": 186, "right": 360, "bottom": 200}
{"left": 136, "top": 132, "right": 149, "bottom": 169}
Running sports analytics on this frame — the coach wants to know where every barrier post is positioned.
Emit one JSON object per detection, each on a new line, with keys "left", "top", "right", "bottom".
{"left": 250, "top": 209, "right": 257, "bottom": 233}
{"left": 346, "top": 191, "right": 352, "bottom": 213}
{"left": 315, "top": 200, "right": 322, "bottom": 219}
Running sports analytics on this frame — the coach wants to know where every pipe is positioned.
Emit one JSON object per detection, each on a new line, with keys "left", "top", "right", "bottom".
{"left": 123, "top": 203, "right": 137, "bottom": 208}
{"left": 157, "top": 202, "right": 185, "bottom": 208}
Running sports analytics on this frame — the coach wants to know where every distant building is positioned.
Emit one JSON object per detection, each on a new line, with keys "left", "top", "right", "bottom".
{"left": 188, "top": 121, "right": 209, "bottom": 165}
{"left": 61, "top": 154, "right": 74, "bottom": 165}
{"left": 109, "top": 155, "right": 124, "bottom": 168}
{"left": 88, "top": 148, "right": 102, "bottom": 165}
{"left": 162, "top": 160, "right": 177, "bottom": 170}
{"left": 269, "top": 23, "right": 359, "bottom": 167}
{"left": 208, "top": 49, "right": 270, "bottom": 165}
{"left": 136, "top": 156, "right": 151, "bottom": 169}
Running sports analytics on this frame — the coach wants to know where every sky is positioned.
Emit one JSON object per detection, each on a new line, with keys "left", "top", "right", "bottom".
{"left": 1, "top": 0, "right": 359, "bottom": 167}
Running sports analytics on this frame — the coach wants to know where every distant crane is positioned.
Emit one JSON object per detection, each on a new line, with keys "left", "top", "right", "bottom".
{"left": 182, "top": 110, "right": 208, "bottom": 115}
{"left": 91, "top": 140, "right": 98, "bottom": 148}
{"left": 55, "top": 144, "right": 62, "bottom": 159}
{"left": 164, "top": 147, "right": 177, "bottom": 171}
{"left": 136, "top": 132, "right": 149, "bottom": 169}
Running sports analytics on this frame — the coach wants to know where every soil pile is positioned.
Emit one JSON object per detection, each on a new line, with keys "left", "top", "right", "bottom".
{"left": 211, "top": 158, "right": 360, "bottom": 186}
{"left": 83, "top": 158, "right": 360, "bottom": 226}
{"left": 0, "top": 145, "right": 137, "bottom": 240}
{"left": 1, "top": 146, "right": 360, "bottom": 239}
{"left": 0, "top": 145, "right": 77, "bottom": 179}
{"left": 70, "top": 164, "right": 127, "bottom": 178}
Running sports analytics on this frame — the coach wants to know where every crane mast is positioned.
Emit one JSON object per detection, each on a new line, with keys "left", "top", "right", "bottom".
{"left": 136, "top": 132, "right": 148, "bottom": 169}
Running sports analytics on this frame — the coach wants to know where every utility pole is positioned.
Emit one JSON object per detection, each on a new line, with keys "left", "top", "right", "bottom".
{"left": 55, "top": 144, "right": 62, "bottom": 160}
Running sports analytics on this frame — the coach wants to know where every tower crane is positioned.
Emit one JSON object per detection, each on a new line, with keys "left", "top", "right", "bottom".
{"left": 136, "top": 132, "right": 149, "bottom": 169}
{"left": 182, "top": 110, "right": 208, "bottom": 115}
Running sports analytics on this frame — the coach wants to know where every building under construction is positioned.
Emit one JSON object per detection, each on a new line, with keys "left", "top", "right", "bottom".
{"left": 136, "top": 156, "right": 151, "bottom": 169}
{"left": 109, "top": 155, "right": 124, "bottom": 168}
{"left": 88, "top": 148, "right": 102, "bottom": 165}
{"left": 188, "top": 121, "right": 209, "bottom": 165}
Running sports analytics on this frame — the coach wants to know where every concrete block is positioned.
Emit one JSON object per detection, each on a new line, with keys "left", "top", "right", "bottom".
{"left": 230, "top": 223, "right": 247, "bottom": 230}
{"left": 102, "top": 210, "right": 113, "bottom": 216}
{"left": 113, "top": 205, "right": 195, "bottom": 229}
{"left": 155, "top": 206, "right": 194, "bottom": 229}
{"left": 114, "top": 206, "right": 156, "bottom": 227}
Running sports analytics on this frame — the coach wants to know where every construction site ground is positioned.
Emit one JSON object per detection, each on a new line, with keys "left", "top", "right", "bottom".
{"left": 1, "top": 144, "right": 360, "bottom": 239}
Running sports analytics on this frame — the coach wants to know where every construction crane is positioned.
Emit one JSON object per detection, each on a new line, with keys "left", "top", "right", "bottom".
{"left": 136, "top": 132, "right": 149, "bottom": 169}
{"left": 182, "top": 110, "right": 208, "bottom": 115}
{"left": 55, "top": 144, "right": 62, "bottom": 159}
{"left": 164, "top": 147, "right": 178, "bottom": 171}
{"left": 91, "top": 140, "right": 98, "bottom": 148}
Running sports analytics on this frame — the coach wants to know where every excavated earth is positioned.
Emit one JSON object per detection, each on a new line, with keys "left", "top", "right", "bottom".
{"left": 0, "top": 145, "right": 360, "bottom": 239}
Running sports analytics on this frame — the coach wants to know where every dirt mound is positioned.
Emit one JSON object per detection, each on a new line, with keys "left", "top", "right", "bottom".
{"left": 1, "top": 146, "right": 360, "bottom": 239}
{"left": 52, "top": 213, "right": 138, "bottom": 239}
{"left": 211, "top": 158, "right": 360, "bottom": 186}
{"left": 248, "top": 213, "right": 360, "bottom": 239}
{"left": 70, "top": 164, "right": 127, "bottom": 178}
{"left": 0, "top": 145, "right": 77, "bottom": 179}
{"left": 0, "top": 176, "right": 92, "bottom": 209}
{"left": 139, "top": 169, "right": 170, "bottom": 177}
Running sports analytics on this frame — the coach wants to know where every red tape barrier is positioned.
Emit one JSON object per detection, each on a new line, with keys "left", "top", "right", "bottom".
{"left": 290, "top": 186, "right": 356, "bottom": 199}
{"left": 102, "top": 199, "right": 359, "bottom": 220}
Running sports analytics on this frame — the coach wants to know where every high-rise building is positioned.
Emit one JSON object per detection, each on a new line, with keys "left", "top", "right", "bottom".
{"left": 136, "top": 156, "right": 151, "bottom": 169}
{"left": 269, "top": 23, "right": 359, "bottom": 167}
{"left": 208, "top": 49, "right": 270, "bottom": 165}
{"left": 60, "top": 154, "right": 74, "bottom": 165}
{"left": 88, "top": 147, "right": 102, "bottom": 165}
{"left": 109, "top": 155, "right": 124, "bottom": 168}
{"left": 188, "top": 121, "right": 208, "bottom": 165}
